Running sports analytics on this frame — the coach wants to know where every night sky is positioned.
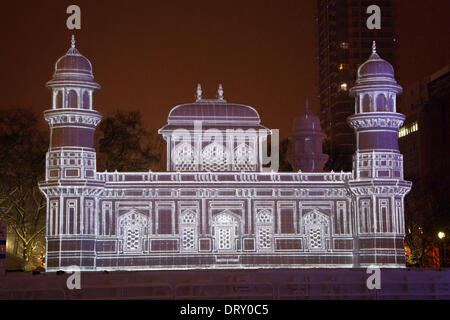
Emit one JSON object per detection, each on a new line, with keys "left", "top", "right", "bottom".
{"left": 1, "top": 0, "right": 449, "bottom": 139}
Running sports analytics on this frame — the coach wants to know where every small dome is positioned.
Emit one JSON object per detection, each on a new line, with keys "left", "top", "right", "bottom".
{"left": 357, "top": 51, "right": 395, "bottom": 80}
{"left": 47, "top": 36, "right": 100, "bottom": 90}
{"left": 54, "top": 47, "right": 94, "bottom": 80}
{"left": 292, "top": 105, "right": 324, "bottom": 135}
{"left": 350, "top": 41, "right": 402, "bottom": 95}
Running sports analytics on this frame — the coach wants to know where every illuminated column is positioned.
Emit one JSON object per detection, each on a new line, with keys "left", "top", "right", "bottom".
{"left": 347, "top": 42, "right": 412, "bottom": 267}
{"left": 39, "top": 36, "right": 103, "bottom": 271}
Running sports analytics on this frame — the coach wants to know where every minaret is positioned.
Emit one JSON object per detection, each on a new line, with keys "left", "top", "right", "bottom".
{"left": 289, "top": 100, "right": 328, "bottom": 172}
{"left": 39, "top": 36, "right": 103, "bottom": 271}
{"left": 347, "top": 41, "right": 411, "bottom": 267}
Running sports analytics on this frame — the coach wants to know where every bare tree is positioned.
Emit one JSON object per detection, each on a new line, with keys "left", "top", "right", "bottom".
{"left": 97, "top": 110, "right": 165, "bottom": 172}
{"left": 0, "top": 108, "right": 47, "bottom": 267}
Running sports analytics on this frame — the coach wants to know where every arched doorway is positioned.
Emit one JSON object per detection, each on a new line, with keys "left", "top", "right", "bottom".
{"left": 118, "top": 210, "right": 148, "bottom": 253}
{"left": 213, "top": 211, "right": 239, "bottom": 251}
{"left": 179, "top": 209, "right": 198, "bottom": 251}
{"left": 302, "top": 210, "right": 329, "bottom": 251}
{"left": 256, "top": 209, "right": 273, "bottom": 251}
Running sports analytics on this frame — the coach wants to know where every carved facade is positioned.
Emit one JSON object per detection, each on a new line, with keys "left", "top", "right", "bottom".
{"left": 39, "top": 39, "right": 411, "bottom": 271}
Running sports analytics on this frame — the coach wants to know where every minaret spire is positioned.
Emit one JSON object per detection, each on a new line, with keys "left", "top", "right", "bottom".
{"left": 196, "top": 84, "right": 202, "bottom": 101}
{"left": 217, "top": 83, "right": 224, "bottom": 100}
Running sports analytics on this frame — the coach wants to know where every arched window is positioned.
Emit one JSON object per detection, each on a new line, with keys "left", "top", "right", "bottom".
{"left": 256, "top": 209, "right": 273, "bottom": 251}
{"left": 82, "top": 91, "right": 90, "bottom": 109}
{"left": 67, "top": 89, "right": 78, "bottom": 108}
{"left": 212, "top": 211, "right": 240, "bottom": 251}
{"left": 233, "top": 143, "right": 256, "bottom": 171}
{"left": 179, "top": 209, "right": 197, "bottom": 251}
{"left": 201, "top": 142, "right": 228, "bottom": 171}
{"left": 388, "top": 96, "right": 395, "bottom": 112}
{"left": 362, "top": 94, "right": 371, "bottom": 112}
{"left": 173, "top": 143, "right": 196, "bottom": 171}
{"left": 376, "top": 94, "right": 387, "bottom": 111}
{"left": 302, "top": 210, "right": 329, "bottom": 251}
{"left": 54, "top": 91, "right": 63, "bottom": 108}
{"left": 118, "top": 210, "right": 149, "bottom": 253}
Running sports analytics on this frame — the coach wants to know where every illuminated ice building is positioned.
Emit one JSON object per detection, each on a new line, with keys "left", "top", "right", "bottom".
{"left": 39, "top": 38, "right": 411, "bottom": 271}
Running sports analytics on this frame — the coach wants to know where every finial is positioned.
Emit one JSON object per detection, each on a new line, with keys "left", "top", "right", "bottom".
{"left": 372, "top": 40, "right": 376, "bottom": 54}
{"left": 71, "top": 34, "right": 76, "bottom": 48}
{"left": 196, "top": 84, "right": 202, "bottom": 101}
{"left": 217, "top": 83, "right": 224, "bottom": 100}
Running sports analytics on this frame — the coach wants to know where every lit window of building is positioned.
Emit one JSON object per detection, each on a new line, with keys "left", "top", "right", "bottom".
{"left": 340, "top": 42, "right": 349, "bottom": 49}
{"left": 340, "top": 83, "right": 348, "bottom": 91}
{"left": 399, "top": 121, "right": 419, "bottom": 138}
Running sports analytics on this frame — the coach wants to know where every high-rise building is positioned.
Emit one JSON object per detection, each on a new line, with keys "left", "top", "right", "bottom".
{"left": 399, "top": 65, "right": 450, "bottom": 266}
{"left": 317, "top": 0, "right": 398, "bottom": 171}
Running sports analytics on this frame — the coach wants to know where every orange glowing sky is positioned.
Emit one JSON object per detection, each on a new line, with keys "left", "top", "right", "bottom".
{"left": 1, "top": 0, "right": 449, "bottom": 139}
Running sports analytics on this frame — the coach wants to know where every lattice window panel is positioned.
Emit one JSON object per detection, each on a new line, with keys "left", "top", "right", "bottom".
{"left": 213, "top": 212, "right": 238, "bottom": 251}
{"left": 218, "top": 227, "right": 232, "bottom": 250}
{"left": 201, "top": 143, "right": 229, "bottom": 171}
{"left": 308, "top": 226, "right": 323, "bottom": 250}
{"left": 180, "top": 210, "right": 197, "bottom": 250}
{"left": 182, "top": 227, "right": 196, "bottom": 250}
{"left": 233, "top": 143, "right": 257, "bottom": 171}
{"left": 181, "top": 210, "right": 196, "bottom": 224}
{"left": 173, "top": 143, "right": 196, "bottom": 171}
{"left": 302, "top": 210, "right": 329, "bottom": 251}
{"left": 257, "top": 226, "right": 272, "bottom": 250}
{"left": 257, "top": 210, "right": 273, "bottom": 224}
{"left": 119, "top": 210, "right": 148, "bottom": 253}
{"left": 126, "top": 228, "right": 140, "bottom": 251}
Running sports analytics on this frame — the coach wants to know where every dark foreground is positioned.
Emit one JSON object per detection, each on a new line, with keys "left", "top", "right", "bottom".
{"left": 0, "top": 268, "right": 449, "bottom": 300}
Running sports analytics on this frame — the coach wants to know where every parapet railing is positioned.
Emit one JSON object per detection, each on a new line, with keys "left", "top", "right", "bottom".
{"left": 95, "top": 171, "right": 353, "bottom": 184}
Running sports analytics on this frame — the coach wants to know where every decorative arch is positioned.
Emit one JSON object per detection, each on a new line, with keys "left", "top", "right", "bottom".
{"left": 302, "top": 210, "right": 330, "bottom": 251}
{"left": 179, "top": 209, "right": 198, "bottom": 251}
{"left": 212, "top": 210, "right": 240, "bottom": 251}
{"left": 233, "top": 143, "right": 256, "bottom": 171}
{"left": 118, "top": 210, "right": 149, "bottom": 253}
{"left": 201, "top": 142, "right": 228, "bottom": 171}
{"left": 173, "top": 142, "right": 196, "bottom": 171}
{"left": 67, "top": 89, "right": 78, "bottom": 108}
{"left": 256, "top": 209, "right": 274, "bottom": 251}
{"left": 82, "top": 90, "right": 90, "bottom": 109}
{"left": 376, "top": 93, "right": 387, "bottom": 111}
{"left": 388, "top": 95, "right": 395, "bottom": 112}
{"left": 362, "top": 94, "right": 371, "bottom": 112}
{"left": 54, "top": 90, "right": 63, "bottom": 108}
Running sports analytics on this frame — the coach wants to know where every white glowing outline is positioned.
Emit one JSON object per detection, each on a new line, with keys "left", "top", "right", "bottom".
{"left": 39, "top": 40, "right": 411, "bottom": 271}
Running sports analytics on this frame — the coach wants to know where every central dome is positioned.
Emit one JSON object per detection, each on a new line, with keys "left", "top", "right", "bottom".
{"left": 168, "top": 100, "right": 261, "bottom": 125}
{"left": 159, "top": 85, "right": 270, "bottom": 134}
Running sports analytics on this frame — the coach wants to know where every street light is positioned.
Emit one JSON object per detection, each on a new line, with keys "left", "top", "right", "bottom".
{"left": 438, "top": 231, "right": 446, "bottom": 268}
